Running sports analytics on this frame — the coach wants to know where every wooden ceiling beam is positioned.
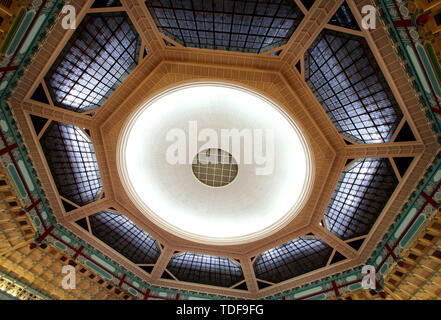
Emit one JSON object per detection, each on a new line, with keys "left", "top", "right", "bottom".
{"left": 281, "top": 0, "right": 344, "bottom": 65}
{"left": 240, "top": 257, "right": 259, "bottom": 295}
{"left": 312, "top": 225, "right": 359, "bottom": 260}
{"left": 343, "top": 142, "right": 425, "bottom": 159}
{"left": 22, "top": 100, "right": 97, "bottom": 130}
{"left": 149, "top": 246, "right": 174, "bottom": 280}
{"left": 64, "top": 198, "right": 115, "bottom": 222}
{"left": 121, "top": 0, "right": 164, "bottom": 53}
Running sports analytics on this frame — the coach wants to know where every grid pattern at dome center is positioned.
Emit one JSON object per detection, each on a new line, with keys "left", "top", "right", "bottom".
{"left": 192, "top": 148, "right": 238, "bottom": 187}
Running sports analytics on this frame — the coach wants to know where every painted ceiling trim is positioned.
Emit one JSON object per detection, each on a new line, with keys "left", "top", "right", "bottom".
{"left": 0, "top": 270, "right": 49, "bottom": 300}
{"left": 0, "top": 0, "right": 64, "bottom": 100}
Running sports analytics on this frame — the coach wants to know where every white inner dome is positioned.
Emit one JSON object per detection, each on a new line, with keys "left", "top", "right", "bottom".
{"left": 117, "top": 82, "right": 314, "bottom": 245}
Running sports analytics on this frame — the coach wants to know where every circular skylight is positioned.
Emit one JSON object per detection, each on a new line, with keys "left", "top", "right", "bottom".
{"left": 192, "top": 148, "right": 238, "bottom": 188}
{"left": 117, "top": 82, "right": 314, "bottom": 245}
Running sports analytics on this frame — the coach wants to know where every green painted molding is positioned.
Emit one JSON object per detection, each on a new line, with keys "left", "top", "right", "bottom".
{"left": 0, "top": 270, "right": 50, "bottom": 300}
{"left": 378, "top": 0, "right": 441, "bottom": 134}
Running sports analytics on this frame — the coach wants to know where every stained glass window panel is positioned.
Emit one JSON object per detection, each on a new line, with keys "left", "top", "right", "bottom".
{"left": 145, "top": 0, "right": 304, "bottom": 53}
{"left": 305, "top": 30, "right": 402, "bottom": 143}
{"left": 89, "top": 211, "right": 161, "bottom": 265}
{"left": 324, "top": 158, "right": 398, "bottom": 240}
{"left": 254, "top": 238, "right": 332, "bottom": 284}
{"left": 167, "top": 252, "right": 244, "bottom": 288}
{"left": 40, "top": 122, "right": 102, "bottom": 206}
{"left": 45, "top": 13, "right": 140, "bottom": 113}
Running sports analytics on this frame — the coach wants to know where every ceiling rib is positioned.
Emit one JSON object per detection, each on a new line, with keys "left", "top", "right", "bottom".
{"left": 312, "top": 226, "right": 358, "bottom": 259}
{"left": 293, "top": 0, "right": 308, "bottom": 14}
{"left": 281, "top": 0, "right": 344, "bottom": 64}
{"left": 324, "top": 23, "right": 364, "bottom": 37}
{"left": 160, "top": 34, "right": 184, "bottom": 48}
{"left": 36, "top": 120, "right": 51, "bottom": 140}
{"left": 240, "top": 257, "right": 259, "bottom": 294}
{"left": 22, "top": 100, "right": 96, "bottom": 130}
{"left": 342, "top": 158, "right": 358, "bottom": 171}
{"left": 149, "top": 246, "right": 174, "bottom": 280}
{"left": 343, "top": 142, "right": 425, "bottom": 159}
{"left": 60, "top": 196, "right": 80, "bottom": 210}
{"left": 389, "top": 157, "right": 403, "bottom": 182}
{"left": 260, "top": 44, "right": 287, "bottom": 56}
{"left": 40, "top": 80, "right": 54, "bottom": 106}
{"left": 65, "top": 198, "right": 115, "bottom": 222}
{"left": 120, "top": 0, "right": 163, "bottom": 53}
{"left": 88, "top": 6, "right": 124, "bottom": 13}
{"left": 390, "top": 118, "right": 409, "bottom": 142}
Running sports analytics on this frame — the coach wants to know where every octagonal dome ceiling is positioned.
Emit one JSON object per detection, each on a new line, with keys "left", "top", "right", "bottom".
{"left": 3, "top": 0, "right": 438, "bottom": 300}
{"left": 117, "top": 83, "right": 314, "bottom": 245}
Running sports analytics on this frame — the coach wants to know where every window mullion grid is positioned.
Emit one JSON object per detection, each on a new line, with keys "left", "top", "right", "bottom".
{"left": 81, "top": 16, "right": 130, "bottom": 110}
{"left": 325, "top": 33, "right": 384, "bottom": 143}
{"left": 56, "top": 16, "right": 111, "bottom": 111}
{"left": 308, "top": 35, "right": 362, "bottom": 142}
